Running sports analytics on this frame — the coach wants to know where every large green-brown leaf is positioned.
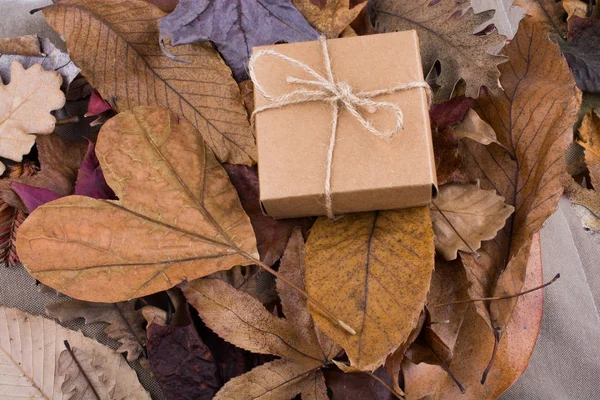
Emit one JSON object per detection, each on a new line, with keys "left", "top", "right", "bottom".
{"left": 16, "top": 106, "right": 258, "bottom": 302}
{"left": 305, "top": 208, "right": 435, "bottom": 371}
{"left": 42, "top": 0, "right": 256, "bottom": 165}
{"left": 371, "top": 0, "right": 507, "bottom": 101}
{"left": 459, "top": 17, "right": 580, "bottom": 338}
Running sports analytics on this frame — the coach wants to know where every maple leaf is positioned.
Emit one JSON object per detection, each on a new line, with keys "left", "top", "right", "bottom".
{"left": 182, "top": 229, "right": 337, "bottom": 399}
{"left": 0, "top": 62, "right": 65, "bottom": 174}
{"left": 0, "top": 307, "right": 150, "bottom": 399}
{"left": 431, "top": 182, "right": 514, "bottom": 260}
{"left": 17, "top": 106, "right": 258, "bottom": 302}
{"left": 458, "top": 17, "right": 580, "bottom": 361}
{"left": 371, "top": 0, "right": 507, "bottom": 101}
{"left": 43, "top": 0, "right": 256, "bottom": 166}
{"left": 562, "top": 17, "right": 600, "bottom": 93}
{"left": 159, "top": 0, "right": 320, "bottom": 81}
{"left": 305, "top": 208, "right": 434, "bottom": 371}
{"left": 46, "top": 299, "right": 147, "bottom": 362}
{"left": 292, "top": 0, "right": 367, "bottom": 38}
{"left": 404, "top": 236, "right": 543, "bottom": 399}
{"left": 0, "top": 37, "right": 80, "bottom": 92}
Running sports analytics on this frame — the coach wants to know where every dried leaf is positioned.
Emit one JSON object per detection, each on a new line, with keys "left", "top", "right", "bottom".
{"left": 403, "top": 236, "right": 543, "bottom": 399}
{"left": 458, "top": 17, "right": 580, "bottom": 337}
{"left": 564, "top": 178, "right": 600, "bottom": 235}
{"left": 453, "top": 108, "right": 501, "bottom": 146}
{"left": 46, "top": 299, "right": 147, "bottom": 362}
{"left": 0, "top": 62, "right": 65, "bottom": 174}
{"left": 562, "top": 17, "right": 600, "bottom": 93}
{"left": 292, "top": 0, "right": 367, "bottom": 38}
{"left": 11, "top": 181, "right": 62, "bottom": 212}
{"left": 324, "top": 367, "right": 395, "bottom": 400}
{"left": 224, "top": 164, "right": 314, "bottom": 266}
{"left": 578, "top": 109, "right": 600, "bottom": 187}
{"left": 43, "top": 0, "right": 257, "bottom": 166}
{"left": 159, "top": 0, "right": 320, "bottom": 81}
{"left": 305, "top": 208, "right": 434, "bottom": 371}
{"left": 0, "top": 202, "right": 17, "bottom": 265}
{"left": 0, "top": 134, "right": 87, "bottom": 212}
{"left": 563, "top": 0, "right": 589, "bottom": 20}
{"left": 0, "top": 34, "right": 42, "bottom": 56}
{"left": 471, "top": 0, "right": 525, "bottom": 39}
{"left": 17, "top": 106, "right": 258, "bottom": 302}
{"left": 0, "top": 37, "right": 80, "bottom": 91}
{"left": 74, "top": 141, "right": 116, "bottom": 199}
{"left": 513, "top": 0, "right": 567, "bottom": 38}
{"left": 431, "top": 182, "right": 514, "bottom": 260}
{"left": 371, "top": 0, "right": 507, "bottom": 101}
{"left": 85, "top": 90, "right": 113, "bottom": 118}
{"left": 143, "top": 0, "right": 180, "bottom": 13}
{"left": 0, "top": 307, "right": 149, "bottom": 399}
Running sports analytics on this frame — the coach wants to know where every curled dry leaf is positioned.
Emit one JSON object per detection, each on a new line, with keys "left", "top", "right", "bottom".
{"left": 159, "top": 0, "right": 320, "bottom": 81}
{"left": 563, "top": 0, "right": 589, "bottom": 20}
{"left": 17, "top": 106, "right": 258, "bottom": 302}
{"left": 459, "top": 17, "right": 580, "bottom": 339}
{"left": 404, "top": 235, "right": 543, "bottom": 399}
{"left": 0, "top": 62, "right": 65, "bottom": 174}
{"left": 182, "top": 229, "right": 335, "bottom": 399}
{"left": 46, "top": 299, "right": 147, "bottom": 362}
{"left": 305, "top": 208, "right": 434, "bottom": 371}
{"left": 453, "top": 108, "right": 501, "bottom": 146}
{"left": 577, "top": 109, "right": 600, "bottom": 187}
{"left": 513, "top": 0, "right": 567, "bottom": 38}
{"left": 43, "top": 0, "right": 257, "bottom": 166}
{"left": 0, "top": 34, "right": 42, "bottom": 57}
{"left": 371, "top": 0, "right": 507, "bottom": 101}
{"left": 431, "top": 182, "right": 514, "bottom": 260}
{"left": 562, "top": 17, "right": 600, "bottom": 93}
{"left": 0, "top": 307, "right": 149, "bottom": 399}
{"left": 564, "top": 178, "right": 600, "bottom": 236}
{"left": 292, "top": 0, "right": 367, "bottom": 38}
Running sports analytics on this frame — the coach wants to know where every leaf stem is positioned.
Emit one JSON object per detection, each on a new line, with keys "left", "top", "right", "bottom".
{"left": 248, "top": 254, "right": 356, "bottom": 335}
{"left": 431, "top": 202, "right": 481, "bottom": 258}
{"left": 63, "top": 340, "right": 100, "bottom": 400}
{"left": 364, "top": 371, "right": 405, "bottom": 399}
{"left": 431, "top": 273, "right": 560, "bottom": 308}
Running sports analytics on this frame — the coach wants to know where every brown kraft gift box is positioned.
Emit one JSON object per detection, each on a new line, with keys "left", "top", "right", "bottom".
{"left": 252, "top": 31, "right": 437, "bottom": 219}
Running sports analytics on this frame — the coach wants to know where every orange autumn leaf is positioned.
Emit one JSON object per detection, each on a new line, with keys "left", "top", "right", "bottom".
{"left": 292, "top": 0, "right": 367, "bottom": 38}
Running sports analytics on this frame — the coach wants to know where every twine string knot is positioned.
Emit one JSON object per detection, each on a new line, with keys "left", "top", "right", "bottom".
{"left": 249, "top": 37, "right": 431, "bottom": 219}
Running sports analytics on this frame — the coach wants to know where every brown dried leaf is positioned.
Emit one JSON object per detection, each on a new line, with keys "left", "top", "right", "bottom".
{"left": 564, "top": 178, "right": 600, "bottom": 235}
{"left": 17, "top": 106, "right": 258, "bottom": 302}
{"left": 431, "top": 182, "right": 514, "bottom": 260}
{"left": 46, "top": 300, "right": 147, "bottom": 362}
{"left": 305, "top": 208, "right": 434, "bottom": 371}
{"left": 43, "top": 0, "right": 256, "bottom": 166}
{"left": 0, "top": 307, "right": 149, "bottom": 399}
{"left": 371, "top": 0, "right": 507, "bottom": 101}
{"left": 458, "top": 17, "right": 580, "bottom": 337}
{"left": 514, "top": 0, "right": 568, "bottom": 37}
{"left": 577, "top": 109, "right": 600, "bottom": 187}
{"left": 0, "top": 62, "right": 65, "bottom": 174}
{"left": 403, "top": 235, "right": 543, "bottom": 399}
{"left": 0, "top": 35, "right": 42, "bottom": 57}
{"left": 563, "top": 0, "right": 589, "bottom": 20}
{"left": 453, "top": 108, "right": 501, "bottom": 146}
{"left": 292, "top": 0, "right": 367, "bottom": 38}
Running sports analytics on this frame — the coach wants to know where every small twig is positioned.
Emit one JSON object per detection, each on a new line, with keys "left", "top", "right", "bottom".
{"left": 432, "top": 273, "right": 560, "bottom": 308}
{"left": 55, "top": 116, "right": 80, "bottom": 126}
{"left": 364, "top": 371, "right": 404, "bottom": 399}
{"left": 431, "top": 202, "right": 480, "bottom": 258}
{"left": 63, "top": 340, "right": 100, "bottom": 400}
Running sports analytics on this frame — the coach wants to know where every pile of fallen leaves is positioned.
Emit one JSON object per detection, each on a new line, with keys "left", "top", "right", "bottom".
{"left": 0, "top": 0, "right": 595, "bottom": 399}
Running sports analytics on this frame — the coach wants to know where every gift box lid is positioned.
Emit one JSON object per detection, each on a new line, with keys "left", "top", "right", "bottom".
{"left": 252, "top": 31, "right": 437, "bottom": 219}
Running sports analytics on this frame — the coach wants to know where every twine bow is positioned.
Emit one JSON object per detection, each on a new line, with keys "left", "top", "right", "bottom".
{"left": 249, "top": 36, "right": 431, "bottom": 219}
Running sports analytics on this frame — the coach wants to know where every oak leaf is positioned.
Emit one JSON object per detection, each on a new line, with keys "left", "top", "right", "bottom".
{"left": 0, "top": 62, "right": 65, "bottom": 174}
{"left": 431, "top": 182, "right": 514, "bottom": 260}
{"left": 159, "top": 0, "right": 320, "bottom": 81}
{"left": 458, "top": 17, "right": 580, "bottom": 339}
{"left": 43, "top": 0, "right": 256, "bottom": 166}
{"left": 46, "top": 299, "right": 147, "bottom": 362}
{"left": 0, "top": 307, "right": 149, "bottom": 399}
{"left": 291, "top": 0, "right": 367, "bottom": 38}
{"left": 403, "top": 236, "right": 543, "bottom": 399}
{"left": 17, "top": 106, "right": 258, "bottom": 302}
{"left": 371, "top": 0, "right": 507, "bottom": 101}
{"left": 471, "top": 0, "right": 525, "bottom": 39}
{"left": 305, "top": 208, "right": 434, "bottom": 371}
{"left": 182, "top": 230, "right": 334, "bottom": 400}
{"left": 578, "top": 109, "right": 600, "bottom": 187}
{"left": 562, "top": 17, "right": 600, "bottom": 93}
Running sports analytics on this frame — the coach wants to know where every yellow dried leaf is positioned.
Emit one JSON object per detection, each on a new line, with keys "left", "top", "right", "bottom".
{"left": 563, "top": 0, "right": 588, "bottom": 20}
{"left": 305, "top": 208, "right": 434, "bottom": 371}
{"left": 578, "top": 109, "right": 600, "bottom": 187}
{"left": 371, "top": 0, "right": 507, "bottom": 101}
{"left": 0, "top": 34, "right": 42, "bottom": 56}
{"left": 431, "top": 182, "right": 514, "bottom": 260}
{"left": 292, "top": 0, "right": 366, "bottom": 38}
{"left": 43, "top": 0, "right": 256, "bottom": 166}
{"left": 0, "top": 62, "right": 65, "bottom": 174}
{"left": 17, "top": 106, "right": 258, "bottom": 302}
